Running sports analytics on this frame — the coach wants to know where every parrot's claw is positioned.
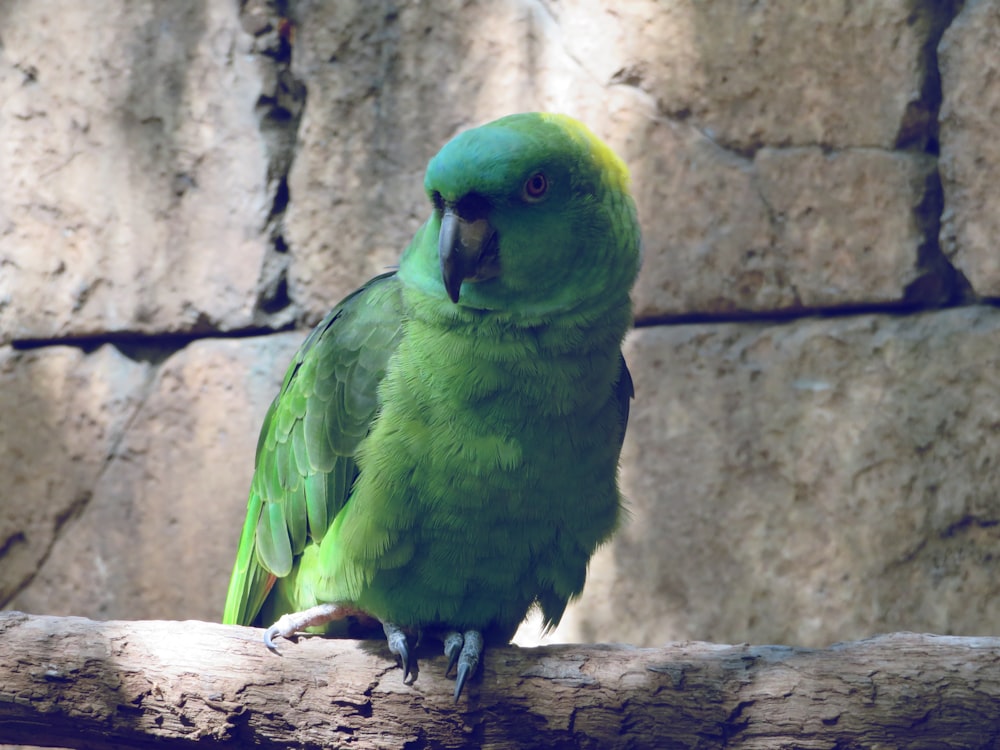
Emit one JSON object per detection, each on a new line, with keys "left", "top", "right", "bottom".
{"left": 263, "top": 603, "right": 341, "bottom": 653}
{"left": 443, "top": 630, "right": 464, "bottom": 676}
{"left": 263, "top": 623, "right": 284, "bottom": 652}
{"left": 451, "top": 629, "right": 483, "bottom": 702}
{"left": 383, "top": 621, "right": 417, "bottom": 684}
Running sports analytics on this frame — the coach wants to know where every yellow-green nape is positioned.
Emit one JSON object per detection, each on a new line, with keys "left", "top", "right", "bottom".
{"left": 538, "top": 113, "right": 632, "bottom": 195}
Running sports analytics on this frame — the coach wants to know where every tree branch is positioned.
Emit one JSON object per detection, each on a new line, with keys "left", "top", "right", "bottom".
{"left": 1, "top": 611, "right": 999, "bottom": 749}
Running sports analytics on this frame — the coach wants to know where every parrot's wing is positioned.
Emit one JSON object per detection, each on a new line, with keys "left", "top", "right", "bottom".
{"left": 223, "top": 272, "right": 405, "bottom": 626}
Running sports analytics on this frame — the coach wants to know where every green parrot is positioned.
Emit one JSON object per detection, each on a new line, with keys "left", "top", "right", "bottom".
{"left": 223, "top": 112, "right": 641, "bottom": 699}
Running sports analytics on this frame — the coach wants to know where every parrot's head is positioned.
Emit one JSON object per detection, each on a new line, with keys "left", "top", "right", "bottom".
{"left": 399, "top": 113, "right": 641, "bottom": 320}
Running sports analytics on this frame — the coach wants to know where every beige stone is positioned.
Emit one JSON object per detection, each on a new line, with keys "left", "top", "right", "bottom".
{"left": 614, "top": 113, "right": 781, "bottom": 318}
{"left": 753, "top": 147, "right": 939, "bottom": 309}
{"left": 543, "top": 306, "right": 1000, "bottom": 648}
{"left": 550, "top": 0, "right": 944, "bottom": 150}
{"left": 0, "top": 345, "right": 150, "bottom": 607}
{"left": 939, "top": 0, "right": 1000, "bottom": 297}
{"left": 8, "top": 333, "right": 302, "bottom": 620}
{"left": 0, "top": 1, "right": 277, "bottom": 343}
{"left": 627, "top": 134, "right": 941, "bottom": 319}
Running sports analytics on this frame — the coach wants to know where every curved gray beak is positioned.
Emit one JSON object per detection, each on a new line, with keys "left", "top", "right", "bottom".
{"left": 438, "top": 209, "right": 499, "bottom": 303}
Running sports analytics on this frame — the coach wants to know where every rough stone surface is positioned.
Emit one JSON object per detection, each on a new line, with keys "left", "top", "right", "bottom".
{"left": 629, "top": 139, "right": 943, "bottom": 319}
{"left": 550, "top": 0, "right": 948, "bottom": 151}
{"left": 546, "top": 307, "right": 1000, "bottom": 648}
{"left": 0, "top": 345, "right": 150, "bottom": 608}
{"left": 0, "top": 1, "right": 281, "bottom": 343}
{"left": 6, "top": 334, "right": 302, "bottom": 620}
{"left": 939, "top": 0, "right": 1000, "bottom": 298}
{"left": 754, "top": 148, "right": 944, "bottom": 310}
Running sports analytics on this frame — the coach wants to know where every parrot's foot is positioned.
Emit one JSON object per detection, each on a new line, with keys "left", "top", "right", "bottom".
{"left": 263, "top": 603, "right": 341, "bottom": 652}
{"left": 382, "top": 621, "right": 417, "bottom": 684}
{"left": 442, "top": 629, "right": 484, "bottom": 701}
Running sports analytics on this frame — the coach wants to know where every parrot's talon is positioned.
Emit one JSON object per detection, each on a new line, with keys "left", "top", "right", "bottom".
{"left": 443, "top": 631, "right": 464, "bottom": 677}
{"left": 263, "top": 625, "right": 283, "bottom": 653}
{"left": 383, "top": 621, "right": 417, "bottom": 683}
{"left": 453, "top": 629, "right": 483, "bottom": 701}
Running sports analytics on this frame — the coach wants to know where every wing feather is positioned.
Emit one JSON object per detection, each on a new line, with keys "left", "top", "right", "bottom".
{"left": 222, "top": 272, "right": 404, "bottom": 625}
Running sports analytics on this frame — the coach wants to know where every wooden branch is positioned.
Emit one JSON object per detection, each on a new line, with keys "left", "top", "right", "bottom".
{"left": 2, "top": 612, "right": 999, "bottom": 749}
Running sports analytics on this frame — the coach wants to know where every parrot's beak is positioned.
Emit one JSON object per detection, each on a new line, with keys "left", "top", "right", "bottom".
{"left": 438, "top": 208, "right": 499, "bottom": 303}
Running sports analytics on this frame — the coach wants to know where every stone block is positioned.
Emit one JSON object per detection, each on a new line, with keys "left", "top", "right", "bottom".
{"left": 7, "top": 333, "right": 303, "bottom": 621}
{"left": 752, "top": 147, "right": 939, "bottom": 310}
{"left": 626, "top": 132, "right": 941, "bottom": 318}
{"left": 551, "top": 0, "right": 946, "bottom": 150}
{"left": 543, "top": 307, "right": 1000, "bottom": 647}
{"left": 0, "top": 2, "right": 276, "bottom": 343}
{"left": 0, "top": 345, "right": 150, "bottom": 607}
{"left": 939, "top": 0, "right": 1000, "bottom": 297}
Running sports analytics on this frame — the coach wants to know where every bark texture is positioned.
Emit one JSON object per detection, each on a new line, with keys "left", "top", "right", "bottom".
{"left": 1, "top": 612, "right": 999, "bottom": 749}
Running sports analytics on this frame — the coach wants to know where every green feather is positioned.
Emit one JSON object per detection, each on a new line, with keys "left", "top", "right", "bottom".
{"left": 222, "top": 273, "right": 403, "bottom": 625}
{"left": 303, "top": 471, "right": 328, "bottom": 541}
{"left": 257, "top": 500, "right": 292, "bottom": 577}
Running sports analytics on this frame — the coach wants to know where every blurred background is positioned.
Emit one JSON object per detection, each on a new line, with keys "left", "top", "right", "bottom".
{"left": 1, "top": 0, "right": 998, "bottom": 650}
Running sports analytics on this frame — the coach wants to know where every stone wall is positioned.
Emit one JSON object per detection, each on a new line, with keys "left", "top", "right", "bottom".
{"left": 1, "top": 0, "right": 997, "bottom": 650}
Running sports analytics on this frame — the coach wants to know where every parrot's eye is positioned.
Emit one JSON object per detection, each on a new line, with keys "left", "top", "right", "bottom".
{"left": 522, "top": 172, "right": 548, "bottom": 201}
